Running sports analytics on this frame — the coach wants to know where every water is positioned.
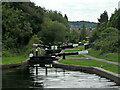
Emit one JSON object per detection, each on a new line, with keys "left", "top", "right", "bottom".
{"left": 2, "top": 64, "right": 120, "bottom": 88}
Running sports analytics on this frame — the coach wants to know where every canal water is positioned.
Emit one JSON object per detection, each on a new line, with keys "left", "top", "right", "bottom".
{"left": 2, "top": 64, "right": 120, "bottom": 88}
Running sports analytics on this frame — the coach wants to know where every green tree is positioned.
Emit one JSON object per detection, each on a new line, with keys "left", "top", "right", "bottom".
{"left": 97, "top": 11, "right": 108, "bottom": 28}
{"left": 2, "top": 2, "right": 70, "bottom": 56}
{"left": 98, "top": 10, "right": 108, "bottom": 23}
{"left": 39, "top": 18, "right": 67, "bottom": 45}
{"left": 69, "top": 30, "right": 79, "bottom": 43}
{"left": 107, "top": 9, "right": 120, "bottom": 30}
{"left": 89, "top": 29, "right": 100, "bottom": 43}
{"left": 94, "top": 27, "right": 119, "bottom": 53}
{"left": 80, "top": 24, "right": 87, "bottom": 41}
{"left": 64, "top": 14, "right": 68, "bottom": 21}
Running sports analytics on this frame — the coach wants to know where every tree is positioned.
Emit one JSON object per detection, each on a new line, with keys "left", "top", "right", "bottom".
{"left": 2, "top": 2, "right": 70, "bottom": 56}
{"left": 39, "top": 19, "right": 67, "bottom": 45}
{"left": 89, "top": 29, "right": 100, "bottom": 43}
{"left": 107, "top": 9, "right": 120, "bottom": 30}
{"left": 98, "top": 10, "right": 108, "bottom": 23}
{"left": 94, "top": 27, "right": 119, "bottom": 53}
{"left": 2, "top": 3, "right": 33, "bottom": 49}
{"left": 64, "top": 14, "right": 68, "bottom": 21}
{"left": 97, "top": 11, "right": 108, "bottom": 28}
{"left": 80, "top": 24, "right": 87, "bottom": 41}
{"left": 69, "top": 30, "right": 79, "bottom": 43}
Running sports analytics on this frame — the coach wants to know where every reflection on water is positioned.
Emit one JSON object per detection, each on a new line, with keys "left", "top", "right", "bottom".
{"left": 2, "top": 64, "right": 120, "bottom": 88}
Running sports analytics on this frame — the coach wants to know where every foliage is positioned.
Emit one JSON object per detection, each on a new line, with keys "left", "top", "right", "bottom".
{"left": 2, "top": 3, "right": 33, "bottom": 49}
{"left": 39, "top": 18, "right": 67, "bottom": 45}
{"left": 107, "top": 9, "right": 120, "bottom": 30}
{"left": 69, "top": 21, "right": 97, "bottom": 29}
{"left": 64, "top": 14, "right": 68, "bottom": 21}
{"left": 2, "top": 2, "right": 43, "bottom": 56}
{"left": 93, "top": 27, "right": 119, "bottom": 53}
{"left": 69, "top": 29, "right": 79, "bottom": 43}
{"left": 25, "top": 35, "right": 42, "bottom": 49}
{"left": 45, "top": 10, "right": 69, "bottom": 29}
{"left": 83, "top": 40, "right": 86, "bottom": 43}
{"left": 2, "top": 2, "right": 69, "bottom": 57}
{"left": 98, "top": 10, "right": 108, "bottom": 24}
{"left": 89, "top": 29, "right": 100, "bottom": 43}
{"left": 79, "top": 24, "right": 87, "bottom": 41}
{"left": 89, "top": 9, "right": 119, "bottom": 54}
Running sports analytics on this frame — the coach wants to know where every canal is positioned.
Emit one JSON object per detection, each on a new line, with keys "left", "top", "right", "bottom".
{"left": 2, "top": 64, "right": 120, "bottom": 88}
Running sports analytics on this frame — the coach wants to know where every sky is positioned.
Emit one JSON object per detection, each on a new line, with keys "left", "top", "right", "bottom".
{"left": 31, "top": 0, "right": 119, "bottom": 22}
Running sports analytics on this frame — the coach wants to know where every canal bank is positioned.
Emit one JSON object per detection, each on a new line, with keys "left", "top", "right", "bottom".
{"left": 1, "top": 58, "right": 29, "bottom": 70}
{"left": 53, "top": 61, "right": 120, "bottom": 85}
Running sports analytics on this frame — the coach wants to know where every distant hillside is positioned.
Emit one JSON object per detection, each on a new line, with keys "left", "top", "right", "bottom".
{"left": 69, "top": 21, "right": 97, "bottom": 29}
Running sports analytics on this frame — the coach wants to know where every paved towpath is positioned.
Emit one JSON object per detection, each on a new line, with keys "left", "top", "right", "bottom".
{"left": 83, "top": 54, "right": 120, "bottom": 66}
{"left": 65, "top": 54, "right": 120, "bottom": 66}
{"left": 62, "top": 49, "right": 120, "bottom": 66}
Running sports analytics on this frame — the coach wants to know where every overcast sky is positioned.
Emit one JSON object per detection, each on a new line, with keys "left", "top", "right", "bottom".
{"left": 31, "top": 0, "right": 119, "bottom": 22}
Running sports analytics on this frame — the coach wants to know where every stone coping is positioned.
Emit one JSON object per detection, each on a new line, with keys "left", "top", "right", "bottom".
{"left": 1, "top": 58, "right": 29, "bottom": 70}
{"left": 53, "top": 61, "right": 120, "bottom": 85}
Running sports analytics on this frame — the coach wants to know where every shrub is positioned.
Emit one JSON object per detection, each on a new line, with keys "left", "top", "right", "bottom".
{"left": 94, "top": 27, "right": 119, "bottom": 54}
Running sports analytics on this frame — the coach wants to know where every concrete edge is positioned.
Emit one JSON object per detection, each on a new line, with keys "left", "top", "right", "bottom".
{"left": 1, "top": 58, "right": 29, "bottom": 70}
{"left": 53, "top": 61, "right": 120, "bottom": 85}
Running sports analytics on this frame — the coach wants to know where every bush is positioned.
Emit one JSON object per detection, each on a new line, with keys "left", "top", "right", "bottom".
{"left": 93, "top": 27, "right": 119, "bottom": 54}
{"left": 2, "top": 47, "right": 11, "bottom": 57}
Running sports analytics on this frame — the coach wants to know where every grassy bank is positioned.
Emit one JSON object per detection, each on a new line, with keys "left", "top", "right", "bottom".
{"left": 58, "top": 59, "right": 120, "bottom": 74}
{"left": 1, "top": 47, "right": 45, "bottom": 65}
{"left": 65, "top": 45, "right": 118, "bottom": 63}
{"left": 2, "top": 55, "right": 28, "bottom": 65}
{"left": 88, "top": 49, "right": 118, "bottom": 62}
{"left": 64, "top": 46, "right": 85, "bottom": 53}
{"left": 64, "top": 46, "right": 85, "bottom": 57}
{"left": 74, "top": 45, "right": 85, "bottom": 50}
{"left": 64, "top": 49, "right": 79, "bottom": 52}
{"left": 66, "top": 54, "right": 85, "bottom": 57}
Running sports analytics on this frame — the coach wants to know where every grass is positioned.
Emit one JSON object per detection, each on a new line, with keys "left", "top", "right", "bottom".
{"left": 66, "top": 54, "right": 85, "bottom": 57}
{"left": 74, "top": 45, "right": 85, "bottom": 51}
{"left": 88, "top": 49, "right": 119, "bottom": 63}
{"left": 1, "top": 55, "right": 28, "bottom": 65}
{"left": 64, "top": 45, "right": 85, "bottom": 53}
{"left": 64, "top": 49, "right": 79, "bottom": 52}
{"left": 63, "top": 45, "right": 85, "bottom": 57}
{"left": 1, "top": 48, "right": 44, "bottom": 65}
{"left": 58, "top": 59, "right": 120, "bottom": 74}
